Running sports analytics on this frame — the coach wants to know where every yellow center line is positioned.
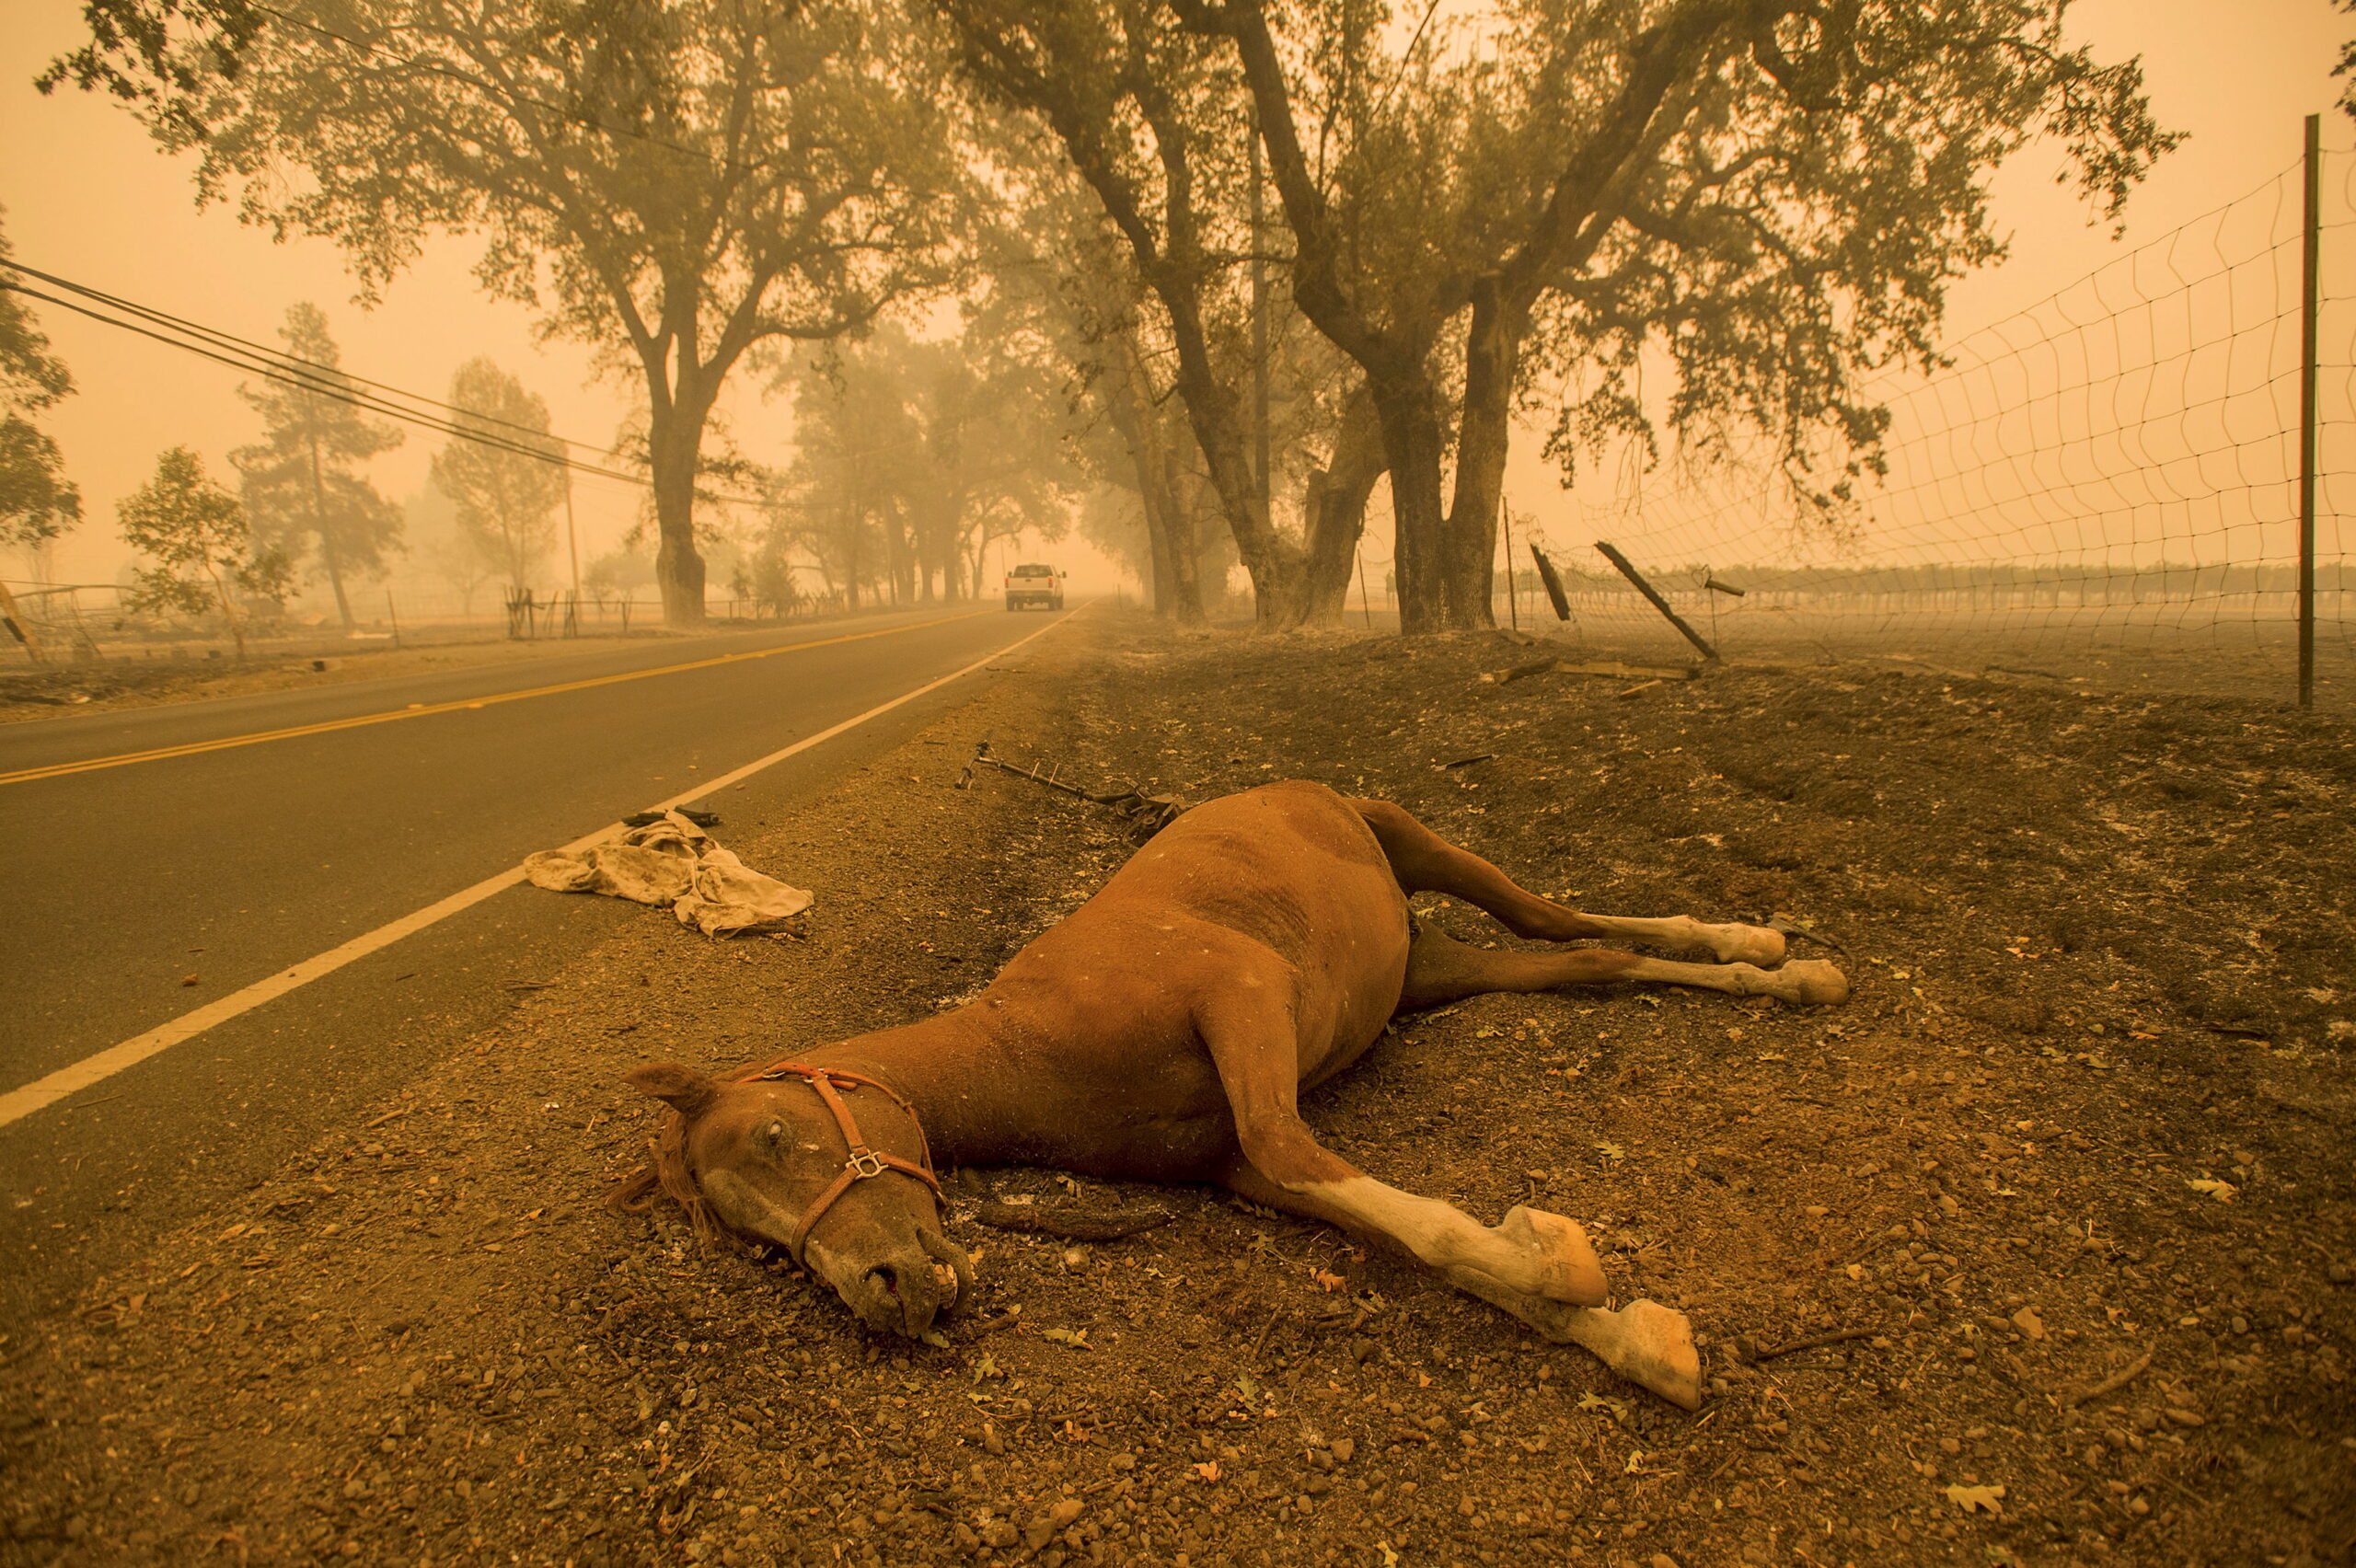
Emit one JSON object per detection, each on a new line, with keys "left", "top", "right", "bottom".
{"left": 0, "top": 610, "right": 995, "bottom": 788}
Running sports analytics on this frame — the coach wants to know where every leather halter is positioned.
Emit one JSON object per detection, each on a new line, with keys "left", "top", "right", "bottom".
{"left": 745, "top": 1062, "right": 941, "bottom": 1269}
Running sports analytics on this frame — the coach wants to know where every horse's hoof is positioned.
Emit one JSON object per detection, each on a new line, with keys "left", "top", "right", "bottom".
{"left": 1778, "top": 960, "right": 1850, "bottom": 1006}
{"left": 1706, "top": 921, "right": 1786, "bottom": 966}
{"left": 1608, "top": 1299, "right": 1703, "bottom": 1410}
{"left": 1496, "top": 1206, "right": 1607, "bottom": 1307}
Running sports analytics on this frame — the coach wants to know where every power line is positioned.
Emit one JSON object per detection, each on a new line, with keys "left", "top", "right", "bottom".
{"left": 3, "top": 256, "right": 598, "bottom": 453}
{"left": 0, "top": 256, "right": 1022, "bottom": 517}
{"left": 6, "top": 277, "right": 632, "bottom": 481}
{"left": 0, "top": 258, "right": 784, "bottom": 511}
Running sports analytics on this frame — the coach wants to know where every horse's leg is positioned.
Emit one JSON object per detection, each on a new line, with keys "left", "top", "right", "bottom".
{"left": 1397, "top": 921, "right": 1848, "bottom": 1011}
{"left": 1351, "top": 798, "right": 1786, "bottom": 964}
{"left": 1190, "top": 961, "right": 1606, "bottom": 1309}
{"left": 1218, "top": 1160, "right": 1702, "bottom": 1410}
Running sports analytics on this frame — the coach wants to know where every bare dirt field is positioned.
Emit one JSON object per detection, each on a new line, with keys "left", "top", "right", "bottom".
{"left": 4, "top": 610, "right": 2350, "bottom": 1568}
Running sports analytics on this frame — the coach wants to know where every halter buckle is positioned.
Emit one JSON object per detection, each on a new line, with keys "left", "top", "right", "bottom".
{"left": 846, "top": 1148, "right": 888, "bottom": 1180}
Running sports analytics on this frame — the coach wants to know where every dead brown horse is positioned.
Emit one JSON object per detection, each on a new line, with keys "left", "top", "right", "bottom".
{"left": 615, "top": 780, "right": 1847, "bottom": 1408}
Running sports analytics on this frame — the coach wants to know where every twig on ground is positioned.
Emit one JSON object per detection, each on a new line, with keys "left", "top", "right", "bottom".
{"left": 1753, "top": 1328, "right": 1877, "bottom": 1362}
{"left": 1245, "top": 1307, "right": 1286, "bottom": 1364}
{"left": 2059, "top": 1348, "right": 2154, "bottom": 1408}
{"left": 954, "top": 739, "right": 1189, "bottom": 840}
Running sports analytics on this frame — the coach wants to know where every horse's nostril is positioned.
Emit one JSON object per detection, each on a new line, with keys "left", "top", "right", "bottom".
{"left": 867, "top": 1263, "right": 901, "bottom": 1300}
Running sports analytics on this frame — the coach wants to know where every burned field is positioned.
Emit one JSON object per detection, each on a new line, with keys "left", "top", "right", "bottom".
{"left": 4, "top": 615, "right": 2351, "bottom": 1568}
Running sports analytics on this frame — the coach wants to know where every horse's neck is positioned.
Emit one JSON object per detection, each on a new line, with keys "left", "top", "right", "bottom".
{"left": 804, "top": 1007, "right": 1026, "bottom": 1166}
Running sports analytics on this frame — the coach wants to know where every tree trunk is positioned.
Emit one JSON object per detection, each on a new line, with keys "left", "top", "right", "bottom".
{"left": 938, "top": 507, "right": 961, "bottom": 604}
{"left": 1366, "top": 373, "right": 1452, "bottom": 633}
{"left": 304, "top": 429, "right": 357, "bottom": 634}
{"left": 648, "top": 403, "right": 710, "bottom": 628}
{"left": 1437, "top": 287, "right": 1528, "bottom": 629}
{"left": 1108, "top": 351, "right": 1206, "bottom": 627}
{"left": 1135, "top": 452, "right": 1179, "bottom": 618}
{"left": 320, "top": 534, "right": 354, "bottom": 635}
{"left": 1161, "top": 451, "right": 1210, "bottom": 623}
{"left": 1174, "top": 369, "right": 1299, "bottom": 628}
{"left": 202, "top": 556, "right": 246, "bottom": 660}
{"left": 1300, "top": 386, "right": 1386, "bottom": 628}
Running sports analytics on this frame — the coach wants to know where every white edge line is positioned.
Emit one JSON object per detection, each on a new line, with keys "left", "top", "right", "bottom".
{"left": 0, "top": 607, "right": 1080, "bottom": 1131}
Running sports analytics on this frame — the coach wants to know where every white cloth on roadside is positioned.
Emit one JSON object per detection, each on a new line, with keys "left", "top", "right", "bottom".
{"left": 523, "top": 811, "right": 814, "bottom": 937}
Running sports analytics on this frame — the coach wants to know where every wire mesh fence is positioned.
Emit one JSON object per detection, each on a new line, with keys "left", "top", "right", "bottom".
{"left": 0, "top": 578, "right": 869, "bottom": 671}
{"left": 1519, "top": 130, "right": 2352, "bottom": 709}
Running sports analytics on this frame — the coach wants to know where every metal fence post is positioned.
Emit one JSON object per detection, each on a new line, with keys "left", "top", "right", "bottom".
{"left": 2299, "top": 112, "right": 2320, "bottom": 710}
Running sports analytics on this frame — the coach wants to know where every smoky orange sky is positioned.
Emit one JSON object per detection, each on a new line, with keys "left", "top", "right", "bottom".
{"left": 3, "top": 0, "right": 2350, "bottom": 596}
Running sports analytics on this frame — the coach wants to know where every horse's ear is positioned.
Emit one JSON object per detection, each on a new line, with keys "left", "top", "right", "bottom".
{"left": 624, "top": 1063, "right": 718, "bottom": 1118}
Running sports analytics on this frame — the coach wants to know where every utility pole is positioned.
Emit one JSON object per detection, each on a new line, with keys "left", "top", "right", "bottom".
{"left": 1250, "top": 111, "right": 1271, "bottom": 531}
{"left": 563, "top": 466, "right": 584, "bottom": 640}
{"left": 564, "top": 467, "right": 583, "bottom": 611}
{"left": 2298, "top": 112, "right": 2320, "bottom": 709}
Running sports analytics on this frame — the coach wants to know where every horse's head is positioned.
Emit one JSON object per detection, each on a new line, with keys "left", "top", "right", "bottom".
{"left": 622, "top": 1062, "right": 972, "bottom": 1338}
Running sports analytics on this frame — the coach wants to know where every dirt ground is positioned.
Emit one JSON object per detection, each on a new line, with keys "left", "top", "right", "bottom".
{"left": 4, "top": 610, "right": 2350, "bottom": 1568}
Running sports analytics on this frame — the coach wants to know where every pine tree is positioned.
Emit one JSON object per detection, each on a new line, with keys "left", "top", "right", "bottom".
{"left": 230, "top": 303, "right": 401, "bottom": 632}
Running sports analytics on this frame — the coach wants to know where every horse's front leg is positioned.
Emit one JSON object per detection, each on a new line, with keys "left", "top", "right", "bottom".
{"left": 1217, "top": 1161, "right": 1701, "bottom": 1410}
{"left": 1191, "top": 958, "right": 1695, "bottom": 1406}
{"left": 1192, "top": 960, "right": 1605, "bottom": 1307}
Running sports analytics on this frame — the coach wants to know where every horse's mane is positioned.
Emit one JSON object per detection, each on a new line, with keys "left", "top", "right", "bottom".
{"left": 606, "top": 1057, "right": 783, "bottom": 1249}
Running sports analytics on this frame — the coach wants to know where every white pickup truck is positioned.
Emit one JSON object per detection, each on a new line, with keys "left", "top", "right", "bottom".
{"left": 1003, "top": 563, "right": 1066, "bottom": 611}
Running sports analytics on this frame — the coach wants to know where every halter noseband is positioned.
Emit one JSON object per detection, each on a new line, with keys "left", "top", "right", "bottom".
{"left": 746, "top": 1062, "right": 941, "bottom": 1268}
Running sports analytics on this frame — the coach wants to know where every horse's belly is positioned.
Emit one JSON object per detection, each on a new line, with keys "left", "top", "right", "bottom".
{"left": 1046, "top": 1112, "right": 1244, "bottom": 1182}
{"left": 1291, "top": 907, "right": 1412, "bottom": 1087}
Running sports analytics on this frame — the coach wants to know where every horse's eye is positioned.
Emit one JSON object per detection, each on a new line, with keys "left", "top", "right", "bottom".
{"left": 767, "top": 1121, "right": 785, "bottom": 1142}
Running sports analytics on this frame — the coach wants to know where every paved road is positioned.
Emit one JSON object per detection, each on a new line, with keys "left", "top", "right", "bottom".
{"left": 0, "top": 603, "right": 1068, "bottom": 1331}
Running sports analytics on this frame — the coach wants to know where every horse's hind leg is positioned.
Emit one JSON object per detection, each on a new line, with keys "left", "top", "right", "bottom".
{"left": 1352, "top": 798, "right": 1786, "bottom": 964}
{"left": 1398, "top": 921, "right": 1848, "bottom": 1011}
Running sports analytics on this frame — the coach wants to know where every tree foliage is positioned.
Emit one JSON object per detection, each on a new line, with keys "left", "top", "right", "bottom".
{"left": 927, "top": 31, "right": 1380, "bottom": 627}
{"left": 230, "top": 303, "right": 403, "bottom": 632}
{"left": 2338, "top": 1, "right": 2355, "bottom": 123}
{"left": 1207, "top": 0, "right": 2180, "bottom": 628}
{"left": 59, "top": 0, "right": 2185, "bottom": 640}
{"left": 113, "top": 0, "right": 959, "bottom": 628}
{"left": 431, "top": 359, "right": 567, "bottom": 591}
{"left": 765, "top": 323, "right": 1075, "bottom": 609}
{"left": 0, "top": 210, "right": 83, "bottom": 550}
{"left": 118, "top": 444, "right": 289, "bottom": 655}
{"left": 38, "top": 0, "right": 260, "bottom": 109}
{"left": 933, "top": 0, "right": 1329, "bottom": 626}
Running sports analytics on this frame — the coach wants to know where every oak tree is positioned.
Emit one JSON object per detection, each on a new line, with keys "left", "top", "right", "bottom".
{"left": 94, "top": 0, "right": 957, "bottom": 627}
{"left": 1202, "top": 0, "right": 2178, "bottom": 628}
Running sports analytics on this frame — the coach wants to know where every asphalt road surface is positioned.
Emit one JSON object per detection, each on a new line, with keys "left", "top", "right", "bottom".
{"left": 0, "top": 603, "right": 1072, "bottom": 1332}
